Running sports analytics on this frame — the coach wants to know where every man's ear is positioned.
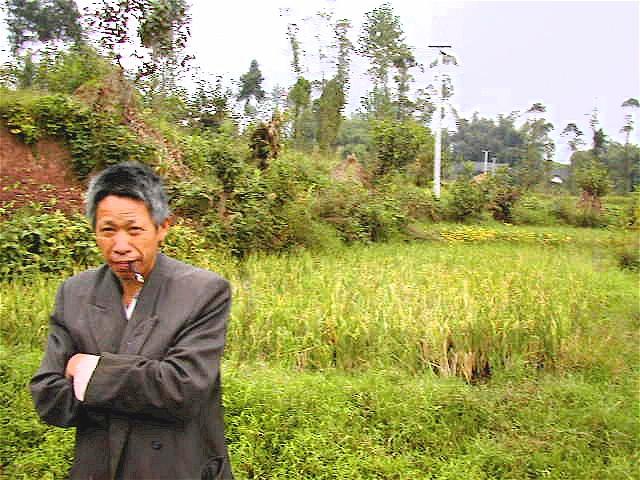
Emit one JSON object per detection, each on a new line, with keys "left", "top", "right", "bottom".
{"left": 157, "top": 218, "right": 170, "bottom": 244}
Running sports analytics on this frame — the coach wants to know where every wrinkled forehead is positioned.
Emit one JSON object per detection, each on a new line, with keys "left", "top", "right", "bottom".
{"left": 95, "top": 195, "right": 153, "bottom": 223}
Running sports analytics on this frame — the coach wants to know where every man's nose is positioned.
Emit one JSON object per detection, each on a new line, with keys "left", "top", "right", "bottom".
{"left": 112, "top": 232, "right": 132, "bottom": 255}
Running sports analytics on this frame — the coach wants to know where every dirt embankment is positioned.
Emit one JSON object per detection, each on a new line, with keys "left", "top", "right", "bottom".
{"left": 0, "top": 127, "right": 84, "bottom": 216}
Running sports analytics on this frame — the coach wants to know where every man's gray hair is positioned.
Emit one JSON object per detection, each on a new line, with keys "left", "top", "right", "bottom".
{"left": 85, "top": 162, "right": 170, "bottom": 228}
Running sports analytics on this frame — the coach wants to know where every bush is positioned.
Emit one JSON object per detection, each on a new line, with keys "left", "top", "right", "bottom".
{"left": 314, "top": 182, "right": 406, "bottom": 243}
{"left": 378, "top": 176, "right": 441, "bottom": 223}
{"left": 33, "top": 45, "right": 112, "bottom": 94}
{"left": 0, "top": 91, "right": 156, "bottom": 178}
{"left": 483, "top": 168, "right": 520, "bottom": 222}
{"left": 443, "top": 177, "right": 487, "bottom": 223}
{"left": 512, "top": 194, "right": 554, "bottom": 225}
{"left": 371, "top": 119, "right": 432, "bottom": 177}
{"left": 551, "top": 197, "right": 609, "bottom": 228}
{"left": 0, "top": 206, "right": 100, "bottom": 279}
{"left": 616, "top": 237, "right": 640, "bottom": 271}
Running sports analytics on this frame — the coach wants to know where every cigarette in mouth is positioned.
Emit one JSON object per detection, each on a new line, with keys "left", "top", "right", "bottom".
{"left": 128, "top": 261, "right": 145, "bottom": 284}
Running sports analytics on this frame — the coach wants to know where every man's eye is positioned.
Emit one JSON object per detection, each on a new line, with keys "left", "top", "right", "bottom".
{"left": 129, "top": 226, "right": 143, "bottom": 234}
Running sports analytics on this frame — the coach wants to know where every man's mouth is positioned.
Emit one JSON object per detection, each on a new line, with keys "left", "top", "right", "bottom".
{"left": 113, "top": 261, "right": 138, "bottom": 271}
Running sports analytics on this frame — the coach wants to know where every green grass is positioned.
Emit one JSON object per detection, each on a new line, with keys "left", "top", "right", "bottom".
{"left": 2, "top": 349, "right": 638, "bottom": 479}
{"left": 1, "top": 226, "right": 638, "bottom": 479}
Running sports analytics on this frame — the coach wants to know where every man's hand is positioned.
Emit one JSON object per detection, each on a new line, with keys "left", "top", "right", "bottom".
{"left": 65, "top": 354, "right": 100, "bottom": 401}
{"left": 65, "top": 353, "right": 93, "bottom": 378}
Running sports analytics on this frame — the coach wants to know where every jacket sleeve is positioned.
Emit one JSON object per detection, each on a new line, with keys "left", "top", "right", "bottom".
{"left": 82, "top": 277, "right": 231, "bottom": 422}
{"left": 29, "top": 283, "right": 84, "bottom": 427}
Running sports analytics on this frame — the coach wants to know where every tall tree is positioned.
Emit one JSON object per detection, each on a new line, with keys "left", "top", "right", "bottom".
{"left": 561, "top": 123, "right": 585, "bottom": 153}
{"left": 620, "top": 97, "right": 639, "bottom": 192}
{"left": 87, "top": 0, "right": 191, "bottom": 80}
{"left": 237, "top": 59, "right": 266, "bottom": 109}
{"left": 514, "top": 103, "right": 555, "bottom": 188}
{"left": 317, "top": 76, "right": 345, "bottom": 152}
{"left": 357, "top": 3, "right": 413, "bottom": 119}
{"left": 392, "top": 48, "right": 416, "bottom": 121}
{"left": 4, "top": 0, "right": 83, "bottom": 53}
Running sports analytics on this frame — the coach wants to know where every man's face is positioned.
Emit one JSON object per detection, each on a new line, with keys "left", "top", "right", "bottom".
{"left": 95, "top": 195, "right": 169, "bottom": 283}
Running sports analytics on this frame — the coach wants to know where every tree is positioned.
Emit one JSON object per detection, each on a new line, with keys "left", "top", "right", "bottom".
{"left": 392, "top": 48, "right": 417, "bottom": 121}
{"left": 237, "top": 59, "right": 266, "bottom": 113}
{"left": 450, "top": 112, "right": 524, "bottom": 165}
{"left": 4, "top": 0, "right": 83, "bottom": 53}
{"left": 287, "top": 77, "right": 313, "bottom": 148}
{"left": 87, "top": 0, "right": 191, "bottom": 80}
{"left": 357, "top": 3, "right": 413, "bottom": 119}
{"left": 575, "top": 156, "right": 610, "bottom": 212}
{"left": 317, "top": 76, "right": 345, "bottom": 153}
{"left": 514, "top": 103, "right": 555, "bottom": 189}
{"left": 187, "top": 75, "right": 235, "bottom": 131}
{"left": 620, "top": 97, "right": 639, "bottom": 192}
{"left": 561, "top": 123, "right": 585, "bottom": 153}
{"left": 371, "top": 118, "right": 430, "bottom": 177}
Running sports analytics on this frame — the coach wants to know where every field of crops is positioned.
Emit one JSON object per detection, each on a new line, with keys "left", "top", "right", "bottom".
{"left": 1, "top": 226, "right": 638, "bottom": 479}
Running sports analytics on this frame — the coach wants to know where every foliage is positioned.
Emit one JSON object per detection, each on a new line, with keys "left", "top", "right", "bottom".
{"left": 287, "top": 77, "right": 313, "bottom": 149}
{"left": 357, "top": 2, "right": 414, "bottom": 119}
{"left": 511, "top": 194, "right": 554, "bottom": 225}
{"left": 450, "top": 112, "right": 525, "bottom": 165}
{"left": 575, "top": 157, "right": 611, "bottom": 198}
{"left": 87, "top": 0, "right": 191, "bottom": 79}
{"left": 0, "top": 90, "right": 156, "bottom": 177}
{"left": 237, "top": 59, "right": 266, "bottom": 107}
{"left": 0, "top": 206, "right": 100, "bottom": 279}
{"left": 483, "top": 168, "right": 521, "bottom": 222}
{"left": 31, "top": 44, "right": 113, "bottom": 94}
{"left": 380, "top": 177, "right": 441, "bottom": 223}
{"left": 316, "top": 77, "right": 346, "bottom": 153}
{"left": 616, "top": 236, "right": 640, "bottom": 271}
{"left": 370, "top": 118, "right": 430, "bottom": 177}
{"left": 335, "top": 116, "right": 373, "bottom": 161}
{"left": 314, "top": 182, "right": 406, "bottom": 243}
{"left": 443, "top": 166, "right": 487, "bottom": 222}
{"left": 4, "top": 0, "right": 83, "bottom": 53}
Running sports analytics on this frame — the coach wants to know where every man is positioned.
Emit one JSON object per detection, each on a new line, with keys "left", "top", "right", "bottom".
{"left": 30, "top": 162, "right": 234, "bottom": 480}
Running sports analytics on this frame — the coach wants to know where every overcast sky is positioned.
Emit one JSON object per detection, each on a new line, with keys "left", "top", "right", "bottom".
{"left": 1, "top": 0, "right": 638, "bottom": 163}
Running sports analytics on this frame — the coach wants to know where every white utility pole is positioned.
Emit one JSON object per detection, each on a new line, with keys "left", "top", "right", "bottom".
{"left": 434, "top": 96, "right": 443, "bottom": 198}
{"left": 482, "top": 150, "right": 490, "bottom": 174}
{"left": 428, "top": 45, "right": 455, "bottom": 199}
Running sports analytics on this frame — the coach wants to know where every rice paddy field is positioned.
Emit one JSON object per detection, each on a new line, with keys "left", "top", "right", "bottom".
{"left": 1, "top": 224, "right": 638, "bottom": 479}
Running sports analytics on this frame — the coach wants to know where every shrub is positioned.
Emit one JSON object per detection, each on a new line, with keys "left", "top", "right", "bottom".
{"left": 551, "top": 197, "right": 609, "bottom": 228}
{"left": 314, "top": 182, "right": 406, "bottom": 243}
{"left": 512, "top": 194, "right": 554, "bottom": 225}
{"left": 0, "top": 91, "right": 156, "bottom": 178}
{"left": 378, "top": 175, "right": 441, "bottom": 223}
{"left": 33, "top": 45, "right": 112, "bottom": 94}
{"left": 625, "top": 191, "right": 640, "bottom": 228}
{"left": 616, "top": 237, "right": 640, "bottom": 271}
{"left": 371, "top": 119, "right": 432, "bottom": 177}
{"left": 483, "top": 168, "right": 520, "bottom": 222}
{"left": 0, "top": 205, "right": 100, "bottom": 279}
{"left": 443, "top": 177, "right": 487, "bottom": 223}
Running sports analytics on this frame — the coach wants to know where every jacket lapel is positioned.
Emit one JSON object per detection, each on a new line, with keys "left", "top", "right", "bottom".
{"left": 88, "top": 268, "right": 127, "bottom": 354}
{"left": 118, "top": 254, "right": 168, "bottom": 355}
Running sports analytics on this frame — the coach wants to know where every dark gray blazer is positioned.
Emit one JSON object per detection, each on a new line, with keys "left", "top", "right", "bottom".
{"left": 30, "top": 254, "right": 233, "bottom": 480}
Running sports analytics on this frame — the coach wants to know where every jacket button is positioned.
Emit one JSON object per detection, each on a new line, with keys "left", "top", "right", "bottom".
{"left": 151, "top": 441, "right": 163, "bottom": 450}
